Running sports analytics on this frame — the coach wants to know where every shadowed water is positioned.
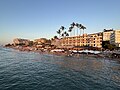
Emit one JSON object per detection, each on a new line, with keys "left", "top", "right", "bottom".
{"left": 0, "top": 47, "right": 120, "bottom": 90}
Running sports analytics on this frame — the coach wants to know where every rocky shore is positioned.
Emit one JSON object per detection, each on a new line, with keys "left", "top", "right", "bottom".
{"left": 4, "top": 45, "right": 120, "bottom": 61}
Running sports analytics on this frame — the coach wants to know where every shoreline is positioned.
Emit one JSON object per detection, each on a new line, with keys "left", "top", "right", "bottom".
{"left": 3, "top": 46, "right": 120, "bottom": 61}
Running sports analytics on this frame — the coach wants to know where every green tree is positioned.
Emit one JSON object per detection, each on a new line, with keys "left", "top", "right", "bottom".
{"left": 54, "top": 36, "right": 58, "bottom": 39}
{"left": 57, "top": 29, "right": 61, "bottom": 38}
{"left": 68, "top": 26, "right": 73, "bottom": 36}
{"left": 57, "top": 26, "right": 66, "bottom": 38}
{"left": 70, "top": 22, "right": 76, "bottom": 36}
{"left": 102, "top": 41, "right": 117, "bottom": 50}
{"left": 80, "top": 24, "right": 86, "bottom": 37}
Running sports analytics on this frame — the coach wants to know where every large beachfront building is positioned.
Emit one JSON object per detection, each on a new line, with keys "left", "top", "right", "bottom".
{"left": 61, "top": 32, "right": 103, "bottom": 48}
{"left": 110, "top": 30, "right": 120, "bottom": 47}
{"left": 58, "top": 29, "right": 120, "bottom": 48}
{"left": 103, "top": 29, "right": 113, "bottom": 41}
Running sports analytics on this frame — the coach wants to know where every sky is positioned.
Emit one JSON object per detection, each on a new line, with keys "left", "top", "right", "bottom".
{"left": 0, "top": 0, "right": 120, "bottom": 44}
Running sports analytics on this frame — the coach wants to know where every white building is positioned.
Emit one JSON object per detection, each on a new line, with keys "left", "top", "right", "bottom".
{"left": 110, "top": 30, "right": 120, "bottom": 47}
{"left": 103, "top": 29, "right": 113, "bottom": 41}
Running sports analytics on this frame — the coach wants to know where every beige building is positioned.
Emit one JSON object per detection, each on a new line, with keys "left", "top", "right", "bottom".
{"left": 103, "top": 29, "right": 113, "bottom": 41}
{"left": 87, "top": 32, "right": 102, "bottom": 48}
{"left": 61, "top": 34, "right": 87, "bottom": 47}
{"left": 61, "top": 32, "right": 103, "bottom": 48}
{"left": 110, "top": 30, "right": 120, "bottom": 47}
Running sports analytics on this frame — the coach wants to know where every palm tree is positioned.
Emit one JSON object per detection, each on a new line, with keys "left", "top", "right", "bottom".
{"left": 80, "top": 24, "right": 86, "bottom": 46}
{"left": 68, "top": 26, "right": 73, "bottom": 36}
{"left": 81, "top": 25, "right": 86, "bottom": 37}
{"left": 65, "top": 32, "right": 69, "bottom": 47}
{"left": 60, "top": 26, "right": 66, "bottom": 31}
{"left": 71, "top": 22, "right": 76, "bottom": 36}
{"left": 71, "top": 22, "right": 75, "bottom": 27}
{"left": 62, "top": 31, "right": 69, "bottom": 38}
{"left": 57, "top": 26, "right": 66, "bottom": 38}
{"left": 57, "top": 29, "right": 61, "bottom": 38}
{"left": 66, "top": 32, "right": 69, "bottom": 37}
{"left": 54, "top": 36, "right": 58, "bottom": 39}
{"left": 70, "top": 22, "right": 82, "bottom": 46}
{"left": 64, "top": 31, "right": 67, "bottom": 34}
{"left": 78, "top": 24, "right": 82, "bottom": 46}
{"left": 62, "top": 31, "right": 69, "bottom": 48}
{"left": 75, "top": 23, "right": 79, "bottom": 46}
{"left": 75, "top": 23, "right": 79, "bottom": 36}
{"left": 61, "top": 33, "right": 64, "bottom": 37}
{"left": 78, "top": 24, "right": 82, "bottom": 36}
{"left": 75, "top": 23, "right": 86, "bottom": 46}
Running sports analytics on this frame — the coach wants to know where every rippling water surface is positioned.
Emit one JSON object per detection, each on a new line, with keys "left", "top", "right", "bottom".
{"left": 0, "top": 47, "right": 120, "bottom": 90}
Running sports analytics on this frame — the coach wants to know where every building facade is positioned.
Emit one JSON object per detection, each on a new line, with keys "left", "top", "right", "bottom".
{"left": 110, "top": 30, "right": 120, "bottom": 47}
{"left": 103, "top": 29, "right": 113, "bottom": 41}
{"left": 61, "top": 32, "right": 103, "bottom": 48}
{"left": 87, "top": 32, "right": 102, "bottom": 47}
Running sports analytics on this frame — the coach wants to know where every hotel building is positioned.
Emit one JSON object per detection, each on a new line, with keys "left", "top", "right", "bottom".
{"left": 110, "top": 30, "right": 120, "bottom": 47}
{"left": 103, "top": 29, "right": 113, "bottom": 41}
{"left": 87, "top": 32, "right": 102, "bottom": 47}
{"left": 61, "top": 32, "right": 103, "bottom": 48}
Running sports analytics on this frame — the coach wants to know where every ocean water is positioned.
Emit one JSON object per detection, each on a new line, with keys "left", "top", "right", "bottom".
{"left": 0, "top": 47, "right": 120, "bottom": 90}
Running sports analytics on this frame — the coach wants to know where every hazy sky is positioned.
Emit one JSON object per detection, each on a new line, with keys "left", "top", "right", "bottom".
{"left": 0, "top": 0, "right": 120, "bottom": 44}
